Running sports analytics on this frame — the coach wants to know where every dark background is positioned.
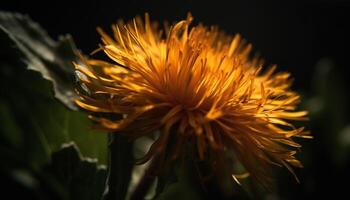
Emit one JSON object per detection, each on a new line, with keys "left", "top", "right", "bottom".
{"left": 3, "top": 0, "right": 350, "bottom": 90}
{"left": 2, "top": 0, "right": 350, "bottom": 199}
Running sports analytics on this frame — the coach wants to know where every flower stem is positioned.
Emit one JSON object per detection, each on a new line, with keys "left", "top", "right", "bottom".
{"left": 103, "top": 134, "right": 133, "bottom": 200}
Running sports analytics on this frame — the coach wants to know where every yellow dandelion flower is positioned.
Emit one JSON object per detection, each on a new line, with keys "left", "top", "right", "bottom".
{"left": 74, "top": 13, "right": 311, "bottom": 188}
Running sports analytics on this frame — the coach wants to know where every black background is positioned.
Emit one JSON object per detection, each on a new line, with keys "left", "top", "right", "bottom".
{"left": 2, "top": 0, "right": 350, "bottom": 91}
{"left": 2, "top": 0, "right": 350, "bottom": 199}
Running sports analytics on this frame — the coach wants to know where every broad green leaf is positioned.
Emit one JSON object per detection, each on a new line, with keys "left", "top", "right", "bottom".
{"left": 0, "top": 11, "right": 78, "bottom": 110}
{"left": 44, "top": 142, "right": 107, "bottom": 200}
{"left": 0, "top": 62, "right": 107, "bottom": 166}
{"left": 0, "top": 142, "right": 107, "bottom": 200}
{"left": 0, "top": 12, "right": 107, "bottom": 166}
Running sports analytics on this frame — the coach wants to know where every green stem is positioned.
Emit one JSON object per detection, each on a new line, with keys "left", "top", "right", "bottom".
{"left": 102, "top": 134, "right": 133, "bottom": 200}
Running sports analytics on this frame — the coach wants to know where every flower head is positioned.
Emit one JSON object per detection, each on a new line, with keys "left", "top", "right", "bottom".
{"left": 75, "top": 14, "right": 311, "bottom": 188}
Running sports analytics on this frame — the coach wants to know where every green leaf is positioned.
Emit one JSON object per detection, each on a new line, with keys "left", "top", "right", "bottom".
{"left": 0, "top": 100, "right": 22, "bottom": 148}
{"left": 0, "top": 63, "right": 107, "bottom": 166}
{"left": 0, "top": 12, "right": 108, "bottom": 166}
{"left": 0, "top": 11, "right": 79, "bottom": 110}
{"left": 0, "top": 11, "right": 109, "bottom": 199}
{"left": 44, "top": 142, "right": 107, "bottom": 200}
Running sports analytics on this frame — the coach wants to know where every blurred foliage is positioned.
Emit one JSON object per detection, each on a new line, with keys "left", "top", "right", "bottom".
{"left": 0, "top": 11, "right": 349, "bottom": 200}
{"left": 271, "top": 58, "right": 350, "bottom": 199}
